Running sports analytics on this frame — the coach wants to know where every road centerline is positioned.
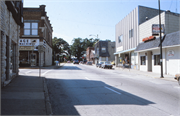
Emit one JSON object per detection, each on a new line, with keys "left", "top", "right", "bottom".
{"left": 104, "top": 86, "right": 121, "bottom": 95}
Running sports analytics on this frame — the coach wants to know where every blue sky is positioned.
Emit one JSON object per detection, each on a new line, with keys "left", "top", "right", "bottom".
{"left": 24, "top": 0, "right": 180, "bottom": 45}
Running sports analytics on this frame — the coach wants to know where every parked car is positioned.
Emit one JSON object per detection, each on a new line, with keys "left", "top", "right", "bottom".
{"left": 73, "top": 60, "right": 79, "bottom": 64}
{"left": 174, "top": 73, "right": 180, "bottom": 85}
{"left": 96, "top": 61, "right": 104, "bottom": 68}
{"left": 86, "top": 61, "right": 92, "bottom": 65}
{"left": 82, "top": 60, "right": 87, "bottom": 64}
{"left": 67, "top": 60, "right": 71, "bottom": 63}
{"left": 101, "top": 61, "right": 113, "bottom": 69}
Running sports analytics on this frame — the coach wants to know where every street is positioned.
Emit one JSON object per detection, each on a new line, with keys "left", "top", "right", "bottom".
{"left": 20, "top": 63, "right": 180, "bottom": 116}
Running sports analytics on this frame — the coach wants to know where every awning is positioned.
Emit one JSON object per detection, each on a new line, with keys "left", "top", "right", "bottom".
{"left": 114, "top": 47, "right": 136, "bottom": 55}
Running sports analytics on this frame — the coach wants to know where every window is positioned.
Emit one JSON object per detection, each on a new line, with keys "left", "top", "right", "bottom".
{"left": 129, "top": 29, "right": 133, "bottom": 38}
{"left": 96, "top": 48, "right": 99, "bottom": 54}
{"left": 24, "top": 22, "right": 38, "bottom": 35}
{"left": 101, "top": 47, "right": 106, "bottom": 53}
{"left": 118, "top": 35, "right": 123, "bottom": 43}
{"left": 141, "top": 56, "right": 146, "bottom": 65}
{"left": 154, "top": 55, "right": 160, "bottom": 65}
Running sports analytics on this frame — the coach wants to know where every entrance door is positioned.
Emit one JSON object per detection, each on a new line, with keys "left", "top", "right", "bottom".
{"left": 31, "top": 53, "right": 37, "bottom": 66}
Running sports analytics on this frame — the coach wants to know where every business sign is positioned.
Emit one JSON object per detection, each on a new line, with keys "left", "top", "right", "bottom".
{"left": 168, "top": 50, "right": 175, "bottom": 57}
{"left": 19, "top": 46, "right": 34, "bottom": 51}
{"left": 152, "top": 24, "right": 165, "bottom": 34}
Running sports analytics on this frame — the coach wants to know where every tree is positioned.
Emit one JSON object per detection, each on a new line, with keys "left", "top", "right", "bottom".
{"left": 70, "top": 37, "right": 99, "bottom": 60}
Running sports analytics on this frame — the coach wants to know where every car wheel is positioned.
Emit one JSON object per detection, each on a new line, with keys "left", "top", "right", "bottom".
{"left": 178, "top": 78, "right": 180, "bottom": 86}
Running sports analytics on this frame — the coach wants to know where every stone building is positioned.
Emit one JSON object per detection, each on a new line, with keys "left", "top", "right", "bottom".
{"left": 0, "top": 1, "right": 23, "bottom": 86}
{"left": 19, "top": 5, "right": 53, "bottom": 67}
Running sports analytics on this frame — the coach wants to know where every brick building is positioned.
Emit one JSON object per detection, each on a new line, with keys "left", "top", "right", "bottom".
{"left": 0, "top": 1, "right": 23, "bottom": 86}
{"left": 86, "top": 47, "right": 95, "bottom": 63}
{"left": 19, "top": 5, "right": 53, "bottom": 67}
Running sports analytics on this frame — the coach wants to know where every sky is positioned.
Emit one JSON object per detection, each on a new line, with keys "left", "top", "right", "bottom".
{"left": 24, "top": 0, "right": 180, "bottom": 45}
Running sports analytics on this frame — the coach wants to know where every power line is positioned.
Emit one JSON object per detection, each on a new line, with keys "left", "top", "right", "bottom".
{"left": 169, "top": 0, "right": 173, "bottom": 10}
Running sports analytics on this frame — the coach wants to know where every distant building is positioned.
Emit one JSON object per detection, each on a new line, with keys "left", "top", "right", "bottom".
{"left": 0, "top": 1, "right": 23, "bottom": 86}
{"left": 19, "top": 5, "right": 53, "bottom": 67}
{"left": 86, "top": 47, "right": 95, "bottom": 63}
{"left": 94, "top": 41, "right": 115, "bottom": 64}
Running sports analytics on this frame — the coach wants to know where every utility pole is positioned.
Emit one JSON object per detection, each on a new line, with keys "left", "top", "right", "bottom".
{"left": 159, "top": 0, "right": 163, "bottom": 78}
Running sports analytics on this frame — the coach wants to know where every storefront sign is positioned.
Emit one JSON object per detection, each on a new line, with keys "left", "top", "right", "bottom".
{"left": 19, "top": 46, "right": 34, "bottom": 51}
{"left": 116, "top": 46, "right": 123, "bottom": 52}
{"left": 152, "top": 24, "right": 165, "bottom": 34}
{"left": 168, "top": 50, "right": 175, "bottom": 57}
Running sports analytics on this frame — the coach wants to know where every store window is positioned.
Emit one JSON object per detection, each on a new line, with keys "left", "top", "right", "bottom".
{"left": 129, "top": 29, "right": 133, "bottom": 38}
{"left": 24, "top": 21, "right": 38, "bottom": 35}
{"left": 141, "top": 56, "right": 146, "bottom": 65}
{"left": 154, "top": 55, "right": 160, "bottom": 65}
{"left": 118, "top": 35, "right": 123, "bottom": 43}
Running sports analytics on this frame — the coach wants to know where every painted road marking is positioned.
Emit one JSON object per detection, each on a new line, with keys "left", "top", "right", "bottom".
{"left": 42, "top": 70, "right": 52, "bottom": 76}
{"left": 104, "top": 86, "right": 121, "bottom": 95}
{"left": 25, "top": 71, "right": 32, "bottom": 75}
{"left": 85, "top": 77, "right": 90, "bottom": 80}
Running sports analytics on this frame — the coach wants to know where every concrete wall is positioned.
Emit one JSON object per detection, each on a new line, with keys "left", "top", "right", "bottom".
{"left": 45, "top": 44, "right": 52, "bottom": 66}
{"left": 165, "top": 46, "right": 180, "bottom": 75}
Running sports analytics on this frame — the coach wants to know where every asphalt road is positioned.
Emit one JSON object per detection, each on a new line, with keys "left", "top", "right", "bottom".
{"left": 19, "top": 64, "right": 180, "bottom": 116}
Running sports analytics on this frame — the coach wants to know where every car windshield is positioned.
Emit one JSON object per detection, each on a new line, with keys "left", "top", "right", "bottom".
{"left": 105, "top": 61, "right": 111, "bottom": 64}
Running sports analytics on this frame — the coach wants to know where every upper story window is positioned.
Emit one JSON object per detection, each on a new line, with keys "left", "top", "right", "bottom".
{"left": 24, "top": 21, "right": 38, "bottom": 35}
{"left": 101, "top": 47, "right": 106, "bottom": 53}
{"left": 129, "top": 29, "right": 133, "bottom": 38}
{"left": 118, "top": 35, "right": 123, "bottom": 43}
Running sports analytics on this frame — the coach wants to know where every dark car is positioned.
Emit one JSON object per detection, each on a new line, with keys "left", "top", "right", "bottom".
{"left": 174, "top": 74, "right": 180, "bottom": 85}
{"left": 101, "top": 61, "right": 113, "bottom": 69}
{"left": 82, "top": 60, "right": 87, "bottom": 64}
{"left": 73, "top": 60, "right": 79, "bottom": 64}
{"left": 96, "top": 61, "right": 104, "bottom": 68}
{"left": 86, "top": 61, "right": 92, "bottom": 65}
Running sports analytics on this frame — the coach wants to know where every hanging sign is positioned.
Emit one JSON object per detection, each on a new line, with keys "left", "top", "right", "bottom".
{"left": 168, "top": 50, "right": 175, "bottom": 57}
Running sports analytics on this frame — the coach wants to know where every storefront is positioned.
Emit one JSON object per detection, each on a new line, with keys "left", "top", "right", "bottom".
{"left": 114, "top": 48, "right": 138, "bottom": 69}
{"left": 135, "top": 31, "right": 180, "bottom": 76}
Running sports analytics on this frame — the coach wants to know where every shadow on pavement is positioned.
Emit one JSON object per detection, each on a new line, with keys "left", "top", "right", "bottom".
{"left": 46, "top": 78, "right": 155, "bottom": 115}
{"left": 1, "top": 75, "right": 47, "bottom": 115}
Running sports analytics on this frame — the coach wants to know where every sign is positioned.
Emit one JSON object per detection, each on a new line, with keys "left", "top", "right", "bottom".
{"left": 168, "top": 50, "right": 174, "bottom": 57}
{"left": 38, "top": 45, "right": 44, "bottom": 52}
{"left": 152, "top": 24, "right": 165, "bottom": 35}
{"left": 116, "top": 46, "right": 123, "bottom": 52}
{"left": 19, "top": 46, "right": 34, "bottom": 51}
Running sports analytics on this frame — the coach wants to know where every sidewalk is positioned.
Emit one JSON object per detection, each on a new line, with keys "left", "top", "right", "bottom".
{"left": 19, "top": 63, "right": 66, "bottom": 69}
{"left": 114, "top": 66, "right": 176, "bottom": 82}
{"left": 1, "top": 64, "right": 67, "bottom": 115}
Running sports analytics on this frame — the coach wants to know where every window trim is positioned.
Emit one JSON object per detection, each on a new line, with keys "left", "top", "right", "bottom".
{"left": 140, "top": 56, "right": 146, "bottom": 65}
{"left": 154, "top": 54, "right": 160, "bottom": 65}
{"left": 24, "top": 21, "right": 38, "bottom": 35}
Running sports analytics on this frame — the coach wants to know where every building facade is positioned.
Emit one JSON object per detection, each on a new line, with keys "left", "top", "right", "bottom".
{"left": 86, "top": 47, "right": 94, "bottom": 63}
{"left": 0, "top": 1, "right": 23, "bottom": 86}
{"left": 114, "top": 6, "right": 161, "bottom": 69}
{"left": 135, "top": 11, "right": 180, "bottom": 76}
{"left": 94, "top": 41, "right": 115, "bottom": 64}
{"left": 19, "top": 5, "right": 53, "bottom": 67}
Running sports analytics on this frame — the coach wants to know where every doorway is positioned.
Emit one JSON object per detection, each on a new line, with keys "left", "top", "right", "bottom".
{"left": 31, "top": 53, "right": 37, "bottom": 66}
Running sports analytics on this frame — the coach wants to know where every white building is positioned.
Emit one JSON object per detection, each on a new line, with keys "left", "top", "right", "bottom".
{"left": 135, "top": 11, "right": 180, "bottom": 76}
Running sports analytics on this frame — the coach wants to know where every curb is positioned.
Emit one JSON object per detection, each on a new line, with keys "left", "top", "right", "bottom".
{"left": 43, "top": 77, "right": 53, "bottom": 115}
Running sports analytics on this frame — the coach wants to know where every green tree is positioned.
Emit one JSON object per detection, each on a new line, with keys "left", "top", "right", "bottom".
{"left": 70, "top": 37, "right": 99, "bottom": 60}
